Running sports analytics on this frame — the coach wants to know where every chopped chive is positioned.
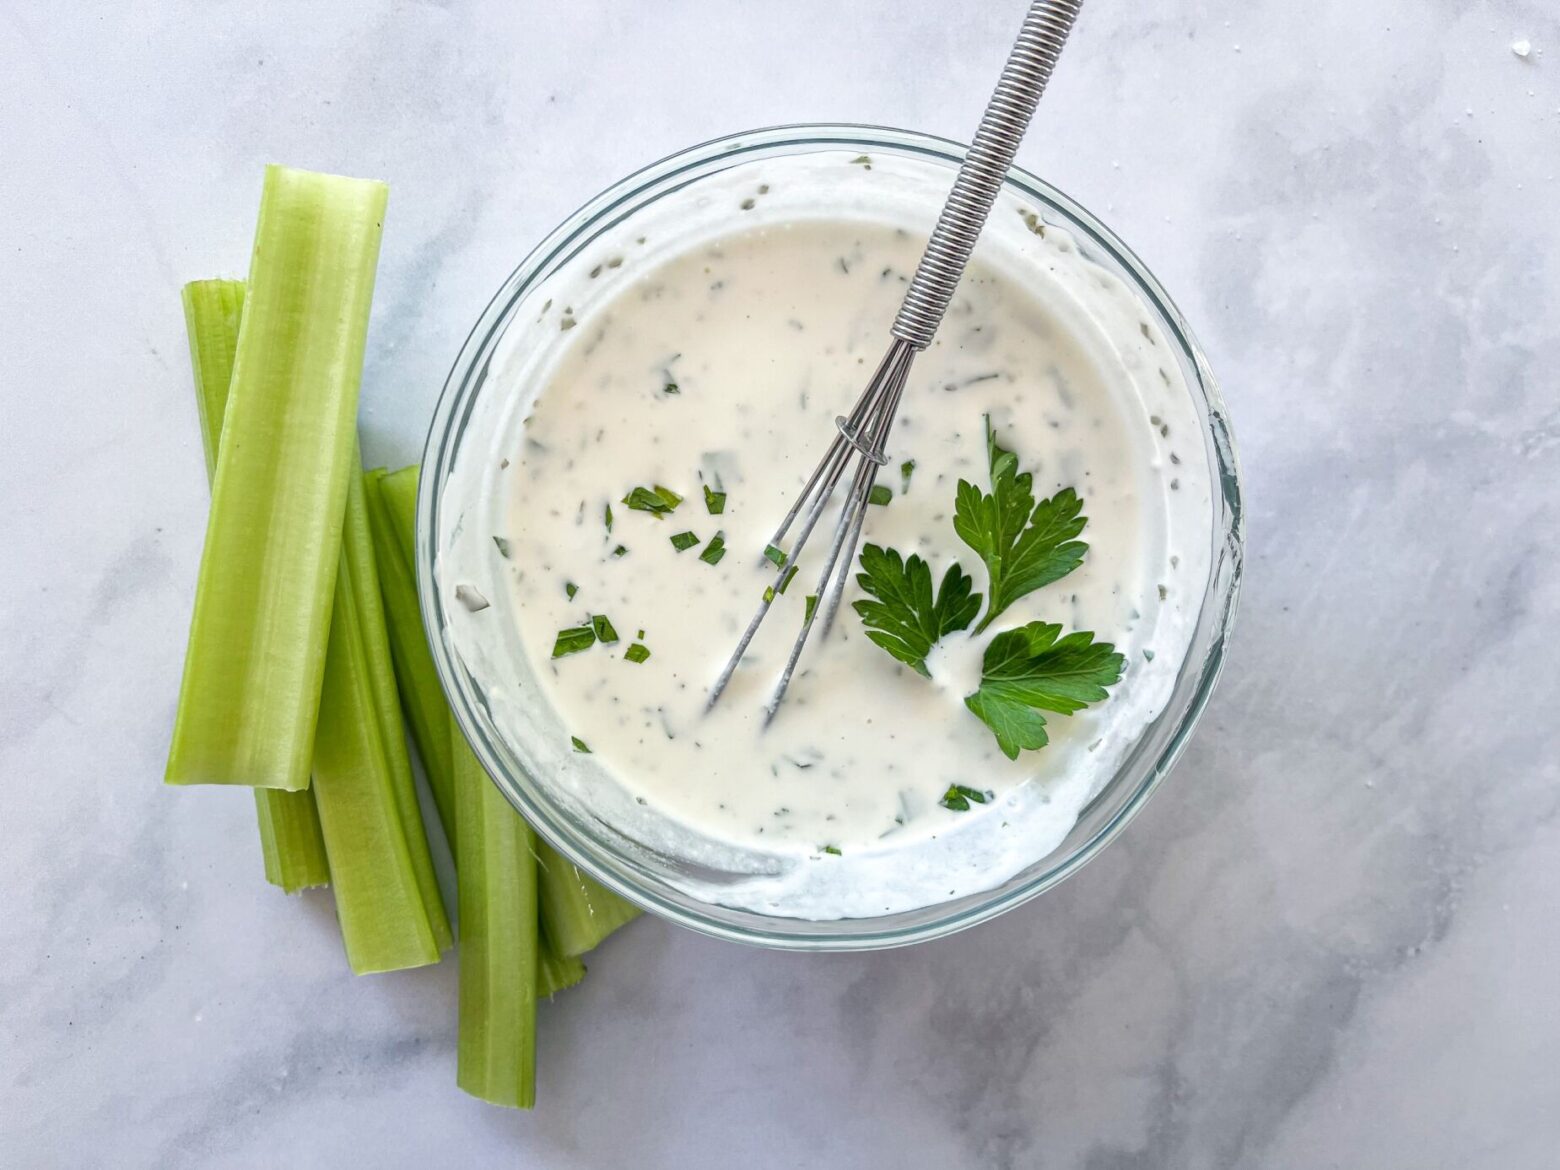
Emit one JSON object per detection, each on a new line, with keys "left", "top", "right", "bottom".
{"left": 612, "top": 544, "right": 628, "bottom": 558}
{"left": 552, "top": 624, "right": 596, "bottom": 658}
{"left": 822, "top": 845, "right": 842, "bottom": 856}
{"left": 703, "top": 484, "right": 727, "bottom": 515}
{"left": 869, "top": 484, "right": 893, "bottom": 506}
{"left": 624, "top": 642, "right": 651, "bottom": 664}
{"left": 939, "top": 784, "right": 993, "bottom": 812}
{"left": 591, "top": 615, "right": 619, "bottom": 644}
{"left": 622, "top": 484, "right": 683, "bottom": 516}
{"left": 493, "top": 536, "right": 513, "bottom": 559}
{"left": 700, "top": 532, "right": 727, "bottom": 565}
{"left": 778, "top": 565, "right": 799, "bottom": 594}
{"left": 564, "top": 581, "right": 578, "bottom": 600}
{"left": 636, "top": 628, "right": 645, "bottom": 639}
{"left": 570, "top": 736, "right": 591, "bottom": 754}
{"left": 670, "top": 530, "right": 700, "bottom": 552}
{"left": 804, "top": 594, "right": 819, "bottom": 624}
{"left": 764, "top": 544, "right": 787, "bottom": 568}
{"left": 901, "top": 459, "right": 916, "bottom": 492}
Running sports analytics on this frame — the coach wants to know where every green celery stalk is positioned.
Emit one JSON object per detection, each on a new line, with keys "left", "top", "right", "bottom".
{"left": 535, "top": 840, "right": 641, "bottom": 958}
{"left": 538, "top": 926, "right": 585, "bottom": 1000}
{"left": 312, "top": 466, "right": 453, "bottom": 972}
{"left": 454, "top": 725, "right": 538, "bottom": 1108}
{"left": 364, "top": 466, "right": 455, "bottom": 839}
{"left": 166, "top": 166, "right": 389, "bottom": 792}
{"left": 181, "top": 279, "right": 330, "bottom": 894}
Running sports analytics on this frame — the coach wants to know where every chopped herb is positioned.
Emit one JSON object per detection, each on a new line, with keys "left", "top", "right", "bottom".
{"left": 954, "top": 416, "right": 1088, "bottom": 632}
{"left": 670, "top": 530, "right": 700, "bottom": 552}
{"left": 591, "top": 615, "right": 619, "bottom": 644}
{"left": 900, "top": 460, "right": 916, "bottom": 492}
{"left": 700, "top": 532, "right": 728, "bottom": 565}
{"left": 570, "top": 736, "right": 591, "bottom": 754}
{"left": 804, "top": 594, "right": 819, "bottom": 624}
{"left": 612, "top": 544, "right": 628, "bottom": 558}
{"left": 850, "top": 154, "right": 872, "bottom": 168}
{"left": 778, "top": 565, "right": 799, "bottom": 594}
{"left": 552, "top": 624, "right": 596, "bottom": 658}
{"left": 663, "top": 381, "right": 680, "bottom": 395}
{"left": 852, "top": 544, "right": 980, "bottom": 676}
{"left": 703, "top": 484, "right": 727, "bottom": 515}
{"left": 493, "top": 536, "right": 513, "bottom": 558}
{"left": 604, "top": 503, "right": 613, "bottom": 533}
{"left": 624, "top": 642, "right": 651, "bottom": 664}
{"left": 763, "top": 544, "right": 787, "bottom": 569}
{"left": 564, "top": 581, "right": 578, "bottom": 600}
{"left": 622, "top": 484, "right": 683, "bottom": 517}
{"left": 763, "top": 586, "right": 776, "bottom": 604}
{"left": 821, "top": 845, "right": 842, "bottom": 856}
{"left": 963, "top": 621, "right": 1124, "bottom": 759}
{"left": 868, "top": 483, "right": 893, "bottom": 506}
{"left": 939, "top": 784, "right": 993, "bottom": 812}
{"left": 636, "top": 629, "right": 645, "bottom": 639}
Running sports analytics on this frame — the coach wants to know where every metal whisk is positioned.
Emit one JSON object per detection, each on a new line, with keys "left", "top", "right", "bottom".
{"left": 708, "top": 0, "right": 1084, "bottom": 719}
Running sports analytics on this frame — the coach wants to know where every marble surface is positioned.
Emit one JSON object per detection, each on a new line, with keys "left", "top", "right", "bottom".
{"left": 3, "top": 0, "right": 1558, "bottom": 1165}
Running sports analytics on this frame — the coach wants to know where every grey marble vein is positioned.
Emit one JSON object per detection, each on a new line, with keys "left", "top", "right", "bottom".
{"left": 2, "top": 0, "right": 1558, "bottom": 1166}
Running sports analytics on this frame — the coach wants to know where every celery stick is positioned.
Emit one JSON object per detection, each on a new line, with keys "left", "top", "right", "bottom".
{"left": 454, "top": 725, "right": 537, "bottom": 1108}
{"left": 166, "top": 166, "right": 389, "bottom": 792}
{"left": 364, "top": 467, "right": 455, "bottom": 838}
{"left": 535, "top": 840, "right": 641, "bottom": 957}
{"left": 312, "top": 468, "right": 450, "bottom": 973}
{"left": 538, "top": 926, "right": 585, "bottom": 1000}
{"left": 181, "top": 279, "right": 330, "bottom": 893}
{"left": 383, "top": 462, "right": 640, "bottom": 954}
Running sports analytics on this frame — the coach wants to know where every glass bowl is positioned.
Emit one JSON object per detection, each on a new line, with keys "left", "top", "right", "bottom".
{"left": 417, "top": 124, "right": 1243, "bottom": 951}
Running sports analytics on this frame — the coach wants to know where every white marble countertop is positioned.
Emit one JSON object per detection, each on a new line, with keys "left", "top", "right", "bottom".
{"left": 4, "top": 1, "right": 1558, "bottom": 1166}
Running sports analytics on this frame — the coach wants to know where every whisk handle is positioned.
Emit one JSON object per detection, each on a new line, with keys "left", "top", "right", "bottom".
{"left": 891, "top": 0, "right": 1082, "bottom": 350}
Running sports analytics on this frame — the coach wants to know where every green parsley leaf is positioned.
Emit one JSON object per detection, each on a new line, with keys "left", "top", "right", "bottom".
{"left": 852, "top": 543, "right": 981, "bottom": 676}
{"left": 670, "top": 530, "right": 700, "bottom": 552}
{"left": 564, "top": 581, "right": 578, "bottom": 600}
{"left": 954, "top": 417, "right": 1088, "bottom": 632}
{"left": 764, "top": 544, "right": 787, "bottom": 569}
{"left": 571, "top": 735, "right": 592, "bottom": 754}
{"left": 900, "top": 459, "right": 916, "bottom": 493}
{"left": 700, "top": 532, "right": 727, "bottom": 565}
{"left": 703, "top": 484, "right": 727, "bottom": 515}
{"left": 591, "top": 614, "right": 619, "bottom": 644}
{"left": 624, "top": 642, "right": 651, "bottom": 664}
{"left": 621, "top": 484, "right": 684, "bottom": 517}
{"left": 552, "top": 624, "right": 596, "bottom": 658}
{"left": 963, "top": 621, "right": 1124, "bottom": 759}
{"left": 868, "top": 483, "right": 892, "bottom": 506}
{"left": 939, "top": 783, "right": 993, "bottom": 812}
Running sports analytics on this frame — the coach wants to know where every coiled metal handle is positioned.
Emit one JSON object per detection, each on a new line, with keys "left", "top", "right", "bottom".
{"left": 891, "top": 0, "right": 1082, "bottom": 350}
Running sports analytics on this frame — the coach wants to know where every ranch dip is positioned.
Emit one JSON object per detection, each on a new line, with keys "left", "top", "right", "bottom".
{"left": 438, "top": 154, "right": 1212, "bottom": 919}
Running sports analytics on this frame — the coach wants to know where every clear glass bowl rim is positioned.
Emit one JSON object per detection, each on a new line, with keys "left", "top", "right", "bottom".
{"left": 418, "top": 122, "right": 1245, "bottom": 951}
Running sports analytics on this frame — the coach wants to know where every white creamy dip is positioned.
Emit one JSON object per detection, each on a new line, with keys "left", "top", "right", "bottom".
{"left": 438, "top": 151, "right": 1213, "bottom": 919}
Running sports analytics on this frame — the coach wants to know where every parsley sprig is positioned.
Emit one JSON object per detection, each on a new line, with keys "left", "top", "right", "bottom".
{"left": 853, "top": 546, "right": 980, "bottom": 676}
{"left": 852, "top": 419, "right": 1121, "bottom": 760}
{"left": 954, "top": 417, "right": 1088, "bottom": 632}
{"left": 963, "top": 622, "right": 1124, "bottom": 759}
